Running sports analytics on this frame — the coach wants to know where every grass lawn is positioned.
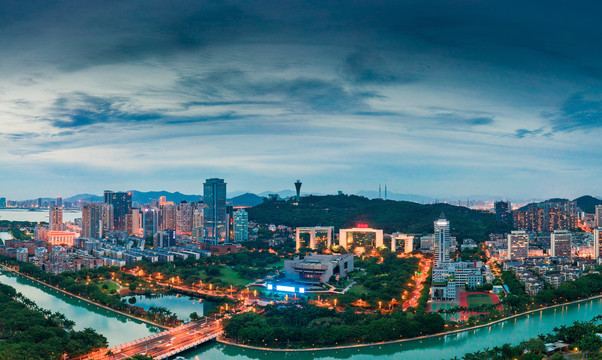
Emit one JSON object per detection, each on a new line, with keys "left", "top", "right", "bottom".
{"left": 346, "top": 284, "right": 371, "bottom": 297}
{"left": 466, "top": 294, "right": 494, "bottom": 308}
{"left": 202, "top": 267, "right": 252, "bottom": 288}
{"left": 97, "top": 281, "right": 120, "bottom": 292}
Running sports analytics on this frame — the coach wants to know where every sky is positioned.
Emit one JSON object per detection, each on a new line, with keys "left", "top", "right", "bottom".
{"left": 1, "top": 1, "right": 601, "bottom": 201}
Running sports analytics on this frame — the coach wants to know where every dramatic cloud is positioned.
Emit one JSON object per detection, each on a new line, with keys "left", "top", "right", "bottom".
{"left": 0, "top": 1, "right": 601, "bottom": 200}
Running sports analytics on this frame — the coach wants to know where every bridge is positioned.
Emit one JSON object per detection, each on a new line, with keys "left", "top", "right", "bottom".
{"left": 75, "top": 315, "right": 224, "bottom": 360}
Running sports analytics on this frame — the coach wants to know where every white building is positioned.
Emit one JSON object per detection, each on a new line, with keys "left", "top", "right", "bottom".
{"left": 434, "top": 214, "right": 450, "bottom": 266}
{"left": 508, "top": 231, "right": 529, "bottom": 260}
{"left": 233, "top": 209, "right": 249, "bottom": 243}
{"left": 550, "top": 230, "right": 572, "bottom": 258}
{"left": 594, "top": 228, "right": 602, "bottom": 261}
{"left": 391, "top": 233, "right": 414, "bottom": 253}
{"left": 338, "top": 226, "right": 383, "bottom": 251}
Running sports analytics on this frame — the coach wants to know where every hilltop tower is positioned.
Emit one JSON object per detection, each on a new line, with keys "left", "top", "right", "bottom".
{"left": 294, "top": 180, "right": 302, "bottom": 202}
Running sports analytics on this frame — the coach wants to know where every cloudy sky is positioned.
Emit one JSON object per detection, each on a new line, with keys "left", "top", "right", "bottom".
{"left": 1, "top": 1, "right": 601, "bottom": 200}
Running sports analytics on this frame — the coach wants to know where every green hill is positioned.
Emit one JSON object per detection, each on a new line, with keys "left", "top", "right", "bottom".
{"left": 574, "top": 195, "right": 602, "bottom": 214}
{"left": 247, "top": 194, "right": 511, "bottom": 241}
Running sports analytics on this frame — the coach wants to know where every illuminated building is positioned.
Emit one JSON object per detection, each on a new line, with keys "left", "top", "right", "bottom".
{"left": 49, "top": 206, "right": 63, "bottom": 231}
{"left": 594, "top": 228, "right": 602, "bottom": 260}
{"left": 203, "top": 178, "right": 227, "bottom": 243}
{"left": 104, "top": 191, "right": 132, "bottom": 231}
{"left": 47, "top": 231, "right": 76, "bottom": 247}
{"left": 434, "top": 214, "right": 450, "bottom": 266}
{"left": 81, "top": 203, "right": 102, "bottom": 239}
{"left": 126, "top": 208, "right": 142, "bottom": 236}
{"left": 159, "top": 203, "right": 176, "bottom": 231}
{"left": 284, "top": 253, "right": 354, "bottom": 284}
{"left": 513, "top": 200, "right": 577, "bottom": 232}
{"left": 295, "top": 226, "right": 334, "bottom": 250}
{"left": 142, "top": 208, "right": 159, "bottom": 238}
{"left": 550, "top": 230, "right": 572, "bottom": 258}
{"left": 391, "top": 233, "right": 414, "bottom": 253}
{"left": 233, "top": 209, "right": 249, "bottom": 243}
{"left": 338, "top": 225, "right": 384, "bottom": 252}
{"left": 507, "top": 230, "right": 529, "bottom": 260}
{"left": 595, "top": 205, "right": 602, "bottom": 228}
{"left": 101, "top": 203, "right": 114, "bottom": 233}
{"left": 175, "top": 201, "right": 193, "bottom": 234}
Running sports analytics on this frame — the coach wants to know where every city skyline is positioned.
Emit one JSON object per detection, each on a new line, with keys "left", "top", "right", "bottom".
{"left": 1, "top": 1, "right": 601, "bottom": 200}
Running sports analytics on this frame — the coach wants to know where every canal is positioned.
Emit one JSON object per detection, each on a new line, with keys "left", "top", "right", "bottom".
{"left": 1, "top": 271, "right": 601, "bottom": 359}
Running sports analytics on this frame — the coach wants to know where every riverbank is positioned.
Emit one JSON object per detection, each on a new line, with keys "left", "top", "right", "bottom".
{"left": 217, "top": 293, "right": 602, "bottom": 352}
{"left": 0, "top": 267, "right": 169, "bottom": 330}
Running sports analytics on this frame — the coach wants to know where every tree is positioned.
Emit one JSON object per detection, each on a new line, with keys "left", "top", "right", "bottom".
{"left": 521, "top": 338, "right": 545, "bottom": 355}
{"left": 190, "top": 312, "right": 200, "bottom": 321}
{"left": 578, "top": 333, "right": 602, "bottom": 359}
{"left": 129, "top": 283, "right": 137, "bottom": 292}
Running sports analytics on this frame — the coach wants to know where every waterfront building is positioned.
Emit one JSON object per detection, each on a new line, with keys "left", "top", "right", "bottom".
{"left": 494, "top": 200, "right": 512, "bottom": 224}
{"left": 434, "top": 214, "right": 450, "bottom": 266}
{"left": 104, "top": 191, "right": 132, "bottom": 231}
{"left": 203, "top": 178, "right": 227, "bottom": 243}
{"left": 338, "top": 226, "right": 384, "bottom": 252}
{"left": 550, "top": 230, "right": 572, "bottom": 258}
{"left": 81, "top": 202, "right": 103, "bottom": 239}
{"left": 284, "top": 253, "right": 354, "bottom": 284}
{"left": 295, "top": 226, "right": 334, "bottom": 250}
{"left": 49, "top": 206, "right": 63, "bottom": 231}
{"left": 233, "top": 209, "right": 249, "bottom": 243}
{"left": 508, "top": 231, "right": 530, "bottom": 260}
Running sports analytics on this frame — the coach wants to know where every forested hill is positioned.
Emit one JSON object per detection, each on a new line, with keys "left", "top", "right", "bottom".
{"left": 247, "top": 195, "right": 511, "bottom": 241}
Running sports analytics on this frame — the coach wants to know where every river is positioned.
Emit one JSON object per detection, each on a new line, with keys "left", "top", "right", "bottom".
{"left": 0, "top": 208, "right": 82, "bottom": 222}
{"left": 0, "top": 271, "right": 600, "bottom": 359}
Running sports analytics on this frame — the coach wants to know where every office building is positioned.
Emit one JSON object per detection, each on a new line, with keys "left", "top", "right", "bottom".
{"left": 159, "top": 203, "right": 176, "bottom": 231}
{"left": 508, "top": 231, "right": 530, "bottom": 260}
{"left": 155, "top": 230, "right": 176, "bottom": 248}
{"left": 56, "top": 197, "right": 62, "bottom": 208}
{"left": 434, "top": 214, "right": 450, "bottom": 266}
{"left": 284, "top": 254, "right": 354, "bottom": 284}
{"left": 296, "top": 226, "right": 334, "bottom": 250}
{"left": 594, "top": 228, "right": 601, "bottom": 260}
{"left": 233, "top": 209, "right": 249, "bottom": 243}
{"left": 126, "top": 208, "right": 142, "bottom": 236}
{"left": 49, "top": 206, "right": 63, "bottom": 231}
{"left": 104, "top": 191, "right": 132, "bottom": 231}
{"left": 391, "top": 233, "right": 414, "bottom": 253}
{"left": 494, "top": 201, "right": 512, "bottom": 224}
{"left": 203, "top": 178, "right": 227, "bottom": 243}
{"left": 338, "top": 226, "right": 384, "bottom": 252}
{"left": 142, "top": 208, "right": 159, "bottom": 238}
{"left": 101, "top": 203, "right": 114, "bottom": 233}
{"left": 81, "top": 203, "right": 103, "bottom": 239}
{"left": 550, "top": 230, "right": 572, "bottom": 258}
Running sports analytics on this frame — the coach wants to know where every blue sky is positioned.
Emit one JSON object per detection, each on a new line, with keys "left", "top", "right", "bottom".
{"left": 0, "top": 1, "right": 601, "bottom": 200}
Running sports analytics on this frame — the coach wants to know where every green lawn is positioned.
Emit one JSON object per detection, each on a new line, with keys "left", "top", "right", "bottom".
{"left": 97, "top": 281, "right": 120, "bottom": 292}
{"left": 201, "top": 267, "right": 252, "bottom": 288}
{"left": 466, "top": 294, "right": 494, "bottom": 308}
{"left": 346, "top": 284, "right": 371, "bottom": 297}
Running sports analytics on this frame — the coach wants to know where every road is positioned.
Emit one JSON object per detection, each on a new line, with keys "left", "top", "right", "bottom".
{"left": 402, "top": 257, "right": 432, "bottom": 310}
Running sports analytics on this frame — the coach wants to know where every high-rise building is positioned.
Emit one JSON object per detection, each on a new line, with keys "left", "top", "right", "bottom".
{"left": 433, "top": 213, "right": 450, "bottom": 266}
{"left": 175, "top": 201, "right": 193, "bottom": 234}
{"left": 81, "top": 203, "right": 103, "bottom": 239}
{"left": 513, "top": 200, "right": 577, "bottom": 232}
{"left": 203, "top": 178, "right": 227, "bottom": 243}
{"left": 233, "top": 209, "right": 249, "bottom": 242}
{"left": 550, "top": 230, "right": 572, "bottom": 258}
{"left": 0, "top": 198, "right": 6, "bottom": 208}
{"left": 104, "top": 191, "right": 132, "bottom": 231}
{"left": 192, "top": 206, "right": 204, "bottom": 229}
{"left": 126, "top": 208, "right": 142, "bottom": 236}
{"left": 101, "top": 203, "right": 114, "bottom": 234}
{"left": 49, "top": 206, "right": 63, "bottom": 231}
{"left": 507, "top": 231, "right": 529, "bottom": 260}
{"left": 595, "top": 205, "right": 602, "bottom": 228}
{"left": 494, "top": 201, "right": 512, "bottom": 224}
{"left": 142, "top": 208, "right": 159, "bottom": 238}
{"left": 594, "top": 228, "right": 602, "bottom": 260}
{"left": 56, "top": 197, "right": 63, "bottom": 208}
{"left": 159, "top": 203, "right": 176, "bottom": 231}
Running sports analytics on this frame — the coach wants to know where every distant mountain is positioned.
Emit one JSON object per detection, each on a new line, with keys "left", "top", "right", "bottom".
{"left": 574, "top": 195, "right": 602, "bottom": 213}
{"left": 355, "top": 190, "right": 434, "bottom": 204}
{"left": 128, "top": 191, "right": 201, "bottom": 204}
{"left": 258, "top": 190, "right": 300, "bottom": 198}
{"left": 64, "top": 194, "right": 103, "bottom": 203}
{"left": 229, "top": 193, "right": 264, "bottom": 207}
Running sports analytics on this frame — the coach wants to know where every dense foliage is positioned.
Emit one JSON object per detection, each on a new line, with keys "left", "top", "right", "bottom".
{"left": 534, "top": 272, "right": 602, "bottom": 306}
{"left": 456, "top": 316, "right": 602, "bottom": 360}
{"left": 0, "top": 220, "right": 36, "bottom": 241}
{"left": 224, "top": 304, "right": 445, "bottom": 347}
{"left": 248, "top": 195, "right": 511, "bottom": 241}
{"left": 0, "top": 283, "right": 107, "bottom": 359}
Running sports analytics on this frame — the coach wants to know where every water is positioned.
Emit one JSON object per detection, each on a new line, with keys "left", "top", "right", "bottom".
{"left": 0, "top": 273, "right": 159, "bottom": 347}
{"left": 0, "top": 208, "right": 82, "bottom": 222}
{"left": 0, "top": 232, "right": 12, "bottom": 241}
{"left": 122, "top": 294, "right": 214, "bottom": 321}
{"left": 1, "top": 270, "right": 600, "bottom": 359}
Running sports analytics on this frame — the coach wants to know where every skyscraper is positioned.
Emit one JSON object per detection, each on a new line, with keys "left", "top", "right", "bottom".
{"left": 0, "top": 198, "right": 6, "bottom": 208}
{"left": 594, "top": 228, "right": 601, "bottom": 260}
{"left": 82, "top": 203, "right": 103, "bottom": 239}
{"left": 550, "top": 230, "right": 572, "bottom": 258}
{"left": 494, "top": 201, "right": 512, "bottom": 224}
{"left": 595, "top": 205, "right": 602, "bottom": 228}
{"left": 507, "top": 231, "right": 529, "bottom": 260}
{"left": 176, "top": 201, "right": 193, "bottom": 234}
{"left": 159, "top": 203, "right": 176, "bottom": 231}
{"left": 142, "top": 208, "right": 159, "bottom": 238}
{"left": 49, "top": 206, "right": 63, "bottom": 231}
{"left": 101, "top": 203, "right": 114, "bottom": 233}
{"left": 233, "top": 209, "right": 249, "bottom": 242}
{"left": 203, "top": 178, "right": 227, "bottom": 243}
{"left": 433, "top": 213, "right": 450, "bottom": 266}
{"left": 104, "top": 191, "right": 132, "bottom": 231}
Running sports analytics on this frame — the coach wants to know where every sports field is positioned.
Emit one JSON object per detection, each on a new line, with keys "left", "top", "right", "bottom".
{"left": 466, "top": 293, "right": 494, "bottom": 308}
